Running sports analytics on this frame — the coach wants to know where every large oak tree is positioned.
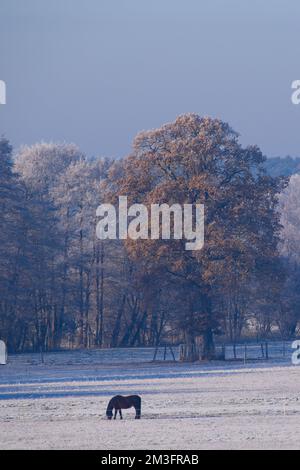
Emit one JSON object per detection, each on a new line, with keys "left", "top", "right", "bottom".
{"left": 109, "top": 114, "right": 284, "bottom": 359}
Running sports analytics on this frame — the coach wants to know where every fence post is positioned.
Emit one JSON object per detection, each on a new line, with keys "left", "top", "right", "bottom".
{"left": 244, "top": 344, "right": 247, "bottom": 364}
{"left": 261, "top": 343, "right": 264, "bottom": 358}
{"left": 169, "top": 346, "right": 176, "bottom": 361}
{"left": 152, "top": 345, "right": 159, "bottom": 361}
{"left": 179, "top": 344, "right": 185, "bottom": 362}
{"left": 40, "top": 346, "right": 44, "bottom": 364}
{"left": 265, "top": 342, "right": 269, "bottom": 360}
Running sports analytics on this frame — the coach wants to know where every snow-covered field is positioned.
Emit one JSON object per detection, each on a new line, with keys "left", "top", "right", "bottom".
{"left": 0, "top": 349, "right": 300, "bottom": 450}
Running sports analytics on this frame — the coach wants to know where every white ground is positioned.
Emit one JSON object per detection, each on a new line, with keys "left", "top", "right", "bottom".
{"left": 0, "top": 350, "right": 300, "bottom": 450}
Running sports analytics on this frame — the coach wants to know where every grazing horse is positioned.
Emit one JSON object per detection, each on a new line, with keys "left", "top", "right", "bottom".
{"left": 106, "top": 395, "right": 141, "bottom": 420}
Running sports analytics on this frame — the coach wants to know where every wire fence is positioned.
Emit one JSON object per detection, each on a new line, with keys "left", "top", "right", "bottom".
{"left": 215, "top": 341, "right": 294, "bottom": 361}
{"left": 3, "top": 340, "right": 297, "bottom": 366}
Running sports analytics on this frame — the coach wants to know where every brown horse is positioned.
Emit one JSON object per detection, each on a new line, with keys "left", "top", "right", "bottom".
{"left": 106, "top": 395, "right": 141, "bottom": 420}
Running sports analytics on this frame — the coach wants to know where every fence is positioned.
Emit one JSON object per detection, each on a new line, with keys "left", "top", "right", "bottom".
{"left": 215, "top": 341, "right": 294, "bottom": 362}
{"left": 5, "top": 341, "right": 296, "bottom": 366}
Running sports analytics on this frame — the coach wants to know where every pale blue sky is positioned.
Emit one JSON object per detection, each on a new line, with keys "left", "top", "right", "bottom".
{"left": 1, "top": 0, "right": 300, "bottom": 158}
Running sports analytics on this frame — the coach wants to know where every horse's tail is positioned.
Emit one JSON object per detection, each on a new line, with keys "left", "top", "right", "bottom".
{"left": 135, "top": 395, "right": 141, "bottom": 419}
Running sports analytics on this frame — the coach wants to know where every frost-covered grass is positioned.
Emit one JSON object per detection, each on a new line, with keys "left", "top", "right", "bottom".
{"left": 4, "top": 341, "right": 293, "bottom": 368}
{"left": 0, "top": 349, "right": 299, "bottom": 449}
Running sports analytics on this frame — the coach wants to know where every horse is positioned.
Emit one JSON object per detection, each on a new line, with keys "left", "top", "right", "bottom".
{"left": 106, "top": 395, "right": 141, "bottom": 420}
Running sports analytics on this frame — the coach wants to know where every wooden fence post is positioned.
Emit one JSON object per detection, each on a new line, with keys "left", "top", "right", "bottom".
{"left": 244, "top": 344, "right": 247, "bottom": 364}
{"left": 152, "top": 345, "right": 159, "bottom": 361}
{"left": 169, "top": 346, "right": 176, "bottom": 361}
{"left": 222, "top": 344, "right": 225, "bottom": 360}
{"left": 265, "top": 342, "right": 269, "bottom": 360}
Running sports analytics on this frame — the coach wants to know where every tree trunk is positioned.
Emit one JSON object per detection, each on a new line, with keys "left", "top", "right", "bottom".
{"left": 110, "top": 294, "right": 126, "bottom": 347}
{"left": 179, "top": 331, "right": 199, "bottom": 362}
{"left": 202, "top": 327, "right": 215, "bottom": 360}
{"left": 200, "top": 293, "right": 215, "bottom": 360}
{"left": 95, "top": 242, "right": 104, "bottom": 347}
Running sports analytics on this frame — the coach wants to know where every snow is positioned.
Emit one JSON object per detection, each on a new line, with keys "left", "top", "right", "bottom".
{"left": 0, "top": 348, "right": 300, "bottom": 449}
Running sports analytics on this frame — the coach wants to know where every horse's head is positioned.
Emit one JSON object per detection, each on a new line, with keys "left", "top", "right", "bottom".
{"left": 106, "top": 397, "right": 115, "bottom": 419}
{"left": 106, "top": 397, "right": 114, "bottom": 419}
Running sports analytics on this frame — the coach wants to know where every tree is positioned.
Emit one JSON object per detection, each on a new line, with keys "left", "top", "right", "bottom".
{"left": 264, "top": 156, "right": 300, "bottom": 178}
{"left": 0, "top": 137, "right": 20, "bottom": 347}
{"left": 108, "top": 114, "right": 284, "bottom": 359}
{"left": 52, "top": 158, "right": 112, "bottom": 347}
{"left": 277, "top": 174, "right": 300, "bottom": 338}
{"left": 14, "top": 143, "right": 84, "bottom": 351}
{"left": 0, "top": 137, "right": 34, "bottom": 351}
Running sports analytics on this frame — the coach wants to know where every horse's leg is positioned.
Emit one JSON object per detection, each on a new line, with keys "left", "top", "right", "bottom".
{"left": 119, "top": 409, "right": 123, "bottom": 420}
{"left": 114, "top": 408, "right": 117, "bottom": 420}
{"left": 135, "top": 399, "right": 141, "bottom": 419}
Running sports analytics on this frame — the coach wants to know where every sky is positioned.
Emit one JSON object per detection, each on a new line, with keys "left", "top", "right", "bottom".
{"left": 1, "top": 0, "right": 300, "bottom": 159}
